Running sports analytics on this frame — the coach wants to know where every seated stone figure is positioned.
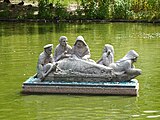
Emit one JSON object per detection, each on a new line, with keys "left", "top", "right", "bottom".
{"left": 37, "top": 44, "right": 55, "bottom": 80}
{"left": 54, "top": 36, "right": 72, "bottom": 62}
{"left": 109, "top": 50, "right": 142, "bottom": 78}
{"left": 71, "top": 36, "right": 91, "bottom": 60}
{"left": 97, "top": 44, "right": 114, "bottom": 66}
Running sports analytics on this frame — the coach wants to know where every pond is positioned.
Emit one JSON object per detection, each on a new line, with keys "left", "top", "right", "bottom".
{"left": 0, "top": 22, "right": 160, "bottom": 119}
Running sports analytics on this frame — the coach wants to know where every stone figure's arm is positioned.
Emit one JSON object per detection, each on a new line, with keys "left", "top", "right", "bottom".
{"left": 123, "top": 61, "right": 131, "bottom": 73}
{"left": 71, "top": 46, "right": 75, "bottom": 55}
{"left": 124, "top": 61, "right": 142, "bottom": 75}
{"left": 82, "top": 46, "right": 91, "bottom": 60}
{"left": 53, "top": 48, "right": 58, "bottom": 62}
{"left": 110, "top": 53, "right": 114, "bottom": 63}
{"left": 67, "top": 45, "right": 72, "bottom": 54}
{"left": 96, "top": 58, "right": 102, "bottom": 64}
{"left": 54, "top": 47, "right": 66, "bottom": 62}
{"left": 126, "top": 68, "right": 142, "bottom": 75}
{"left": 50, "top": 54, "right": 54, "bottom": 63}
{"left": 53, "top": 46, "right": 59, "bottom": 62}
{"left": 71, "top": 46, "right": 80, "bottom": 59}
{"left": 102, "top": 53, "right": 109, "bottom": 66}
{"left": 82, "top": 54, "right": 90, "bottom": 60}
{"left": 55, "top": 54, "right": 62, "bottom": 62}
{"left": 38, "top": 54, "right": 45, "bottom": 65}
{"left": 55, "top": 52, "right": 67, "bottom": 62}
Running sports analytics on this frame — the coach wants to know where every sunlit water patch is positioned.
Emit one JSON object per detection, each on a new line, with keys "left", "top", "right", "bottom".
{"left": 140, "top": 32, "right": 160, "bottom": 39}
{"left": 147, "top": 115, "right": 160, "bottom": 118}
{"left": 144, "top": 110, "right": 159, "bottom": 113}
{"left": 0, "top": 22, "right": 160, "bottom": 119}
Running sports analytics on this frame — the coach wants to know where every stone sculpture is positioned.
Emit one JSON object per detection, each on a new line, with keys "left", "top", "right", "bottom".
{"left": 36, "top": 42, "right": 141, "bottom": 82}
{"left": 97, "top": 44, "right": 114, "bottom": 66}
{"left": 36, "top": 44, "right": 55, "bottom": 80}
{"left": 54, "top": 36, "right": 72, "bottom": 62}
{"left": 71, "top": 36, "right": 91, "bottom": 60}
{"left": 109, "top": 50, "right": 142, "bottom": 79}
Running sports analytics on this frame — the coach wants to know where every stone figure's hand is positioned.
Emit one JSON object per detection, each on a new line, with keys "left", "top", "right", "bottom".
{"left": 62, "top": 52, "right": 71, "bottom": 58}
{"left": 61, "top": 52, "right": 66, "bottom": 58}
{"left": 126, "top": 68, "right": 142, "bottom": 75}
{"left": 82, "top": 56, "right": 87, "bottom": 60}
{"left": 64, "top": 51, "right": 67, "bottom": 54}
{"left": 135, "top": 69, "right": 142, "bottom": 75}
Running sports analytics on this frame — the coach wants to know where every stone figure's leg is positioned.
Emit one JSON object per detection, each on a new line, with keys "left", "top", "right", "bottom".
{"left": 43, "top": 63, "right": 54, "bottom": 77}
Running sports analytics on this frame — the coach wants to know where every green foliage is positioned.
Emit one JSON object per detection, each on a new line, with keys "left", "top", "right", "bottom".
{"left": 79, "top": 0, "right": 110, "bottom": 19}
{"left": 38, "top": 0, "right": 54, "bottom": 19}
{"left": 0, "top": 9, "right": 10, "bottom": 18}
{"left": 96, "top": 0, "right": 110, "bottom": 19}
{"left": 80, "top": 0, "right": 97, "bottom": 19}
{"left": 17, "top": 7, "right": 36, "bottom": 19}
{"left": 146, "top": 0, "right": 160, "bottom": 20}
{"left": 37, "top": 0, "right": 69, "bottom": 20}
{"left": 129, "top": 0, "right": 160, "bottom": 20}
{"left": 111, "top": 0, "right": 130, "bottom": 19}
{"left": 54, "top": 0, "right": 69, "bottom": 20}
{"left": 1, "top": 0, "right": 160, "bottom": 22}
{"left": 0, "top": 3, "right": 10, "bottom": 18}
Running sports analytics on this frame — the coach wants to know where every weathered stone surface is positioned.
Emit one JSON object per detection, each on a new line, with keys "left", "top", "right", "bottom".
{"left": 44, "top": 55, "right": 141, "bottom": 82}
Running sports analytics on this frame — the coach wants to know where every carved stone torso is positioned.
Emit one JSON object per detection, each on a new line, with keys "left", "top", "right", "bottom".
{"left": 37, "top": 51, "right": 53, "bottom": 66}
{"left": 54, "top": 44, "right": 72, "bottom": 61}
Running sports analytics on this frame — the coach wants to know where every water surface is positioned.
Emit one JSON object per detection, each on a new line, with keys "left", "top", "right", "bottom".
{"left": 0, "top": 22, "right": 160, "bottom": 119}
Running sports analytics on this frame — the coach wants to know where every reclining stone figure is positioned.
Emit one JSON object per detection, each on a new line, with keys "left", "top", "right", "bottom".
{"left": 109, "top": 50, "right": 142, "bottom": 81}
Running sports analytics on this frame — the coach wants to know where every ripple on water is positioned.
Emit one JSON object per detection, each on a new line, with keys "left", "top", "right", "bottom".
{"left": 147, "top": 115, "right": 160, "bottom": 118}
{"left": 143, "top": 110, "right": 159, "bottom": 113}
{"left": 131, "top": 110, "right": 160, "bottom": 118}
{"left": 131, "top": 114, "right": 140, "bottom": 117}
{"left": 144, "top": 110, "right": 160, "bottom": 119}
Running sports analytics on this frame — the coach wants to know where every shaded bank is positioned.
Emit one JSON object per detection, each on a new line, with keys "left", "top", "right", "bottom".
{"left": 0, "top": 0, "right": 160, "bottom": 23}
{"left": 1, "top": 18, "right": 160, "bottom": 23}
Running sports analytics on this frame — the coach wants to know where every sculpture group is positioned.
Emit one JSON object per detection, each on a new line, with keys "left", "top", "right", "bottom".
{"left": 36, "top": 36, "right": 142, "bottom": 82}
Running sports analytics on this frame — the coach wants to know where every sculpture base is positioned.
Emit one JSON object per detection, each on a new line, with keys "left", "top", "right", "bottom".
{"left": 22, "top": 77, "right": 139, "bottom": 96}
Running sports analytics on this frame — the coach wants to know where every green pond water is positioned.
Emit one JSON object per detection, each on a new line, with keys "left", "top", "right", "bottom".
{"left": 0, "top": 22, "right": 160, "bottom": 120}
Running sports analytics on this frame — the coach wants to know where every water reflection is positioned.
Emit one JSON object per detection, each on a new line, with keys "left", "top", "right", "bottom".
{"left": 0, "top": 22, "right": 160, "bottom": 119}
{"left": 21, "top": 95, "right": 138, "bottom": 119}
{"left": 131, "top": 111, "right": 160, "bottom": 119}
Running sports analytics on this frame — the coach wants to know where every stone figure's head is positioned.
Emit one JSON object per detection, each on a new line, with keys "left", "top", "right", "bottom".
{"left": 59, "top": 36, "right": 68, "bottom": 47}
{"left": 103, "top": 44, "right": 114, "bottom": 55}
{"left": 124, "top": 50, "right": 139, "bottom": 62}
{"left": 74, "top": 36, "right": 87, "bottom": 48}
{"left": 44, "top": 44, "right": 53, "bottom": 55}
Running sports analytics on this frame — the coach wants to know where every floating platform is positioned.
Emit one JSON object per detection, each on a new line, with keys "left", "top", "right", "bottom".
{"left": 22, "top": 77, "right": 139, "bottom": 96}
